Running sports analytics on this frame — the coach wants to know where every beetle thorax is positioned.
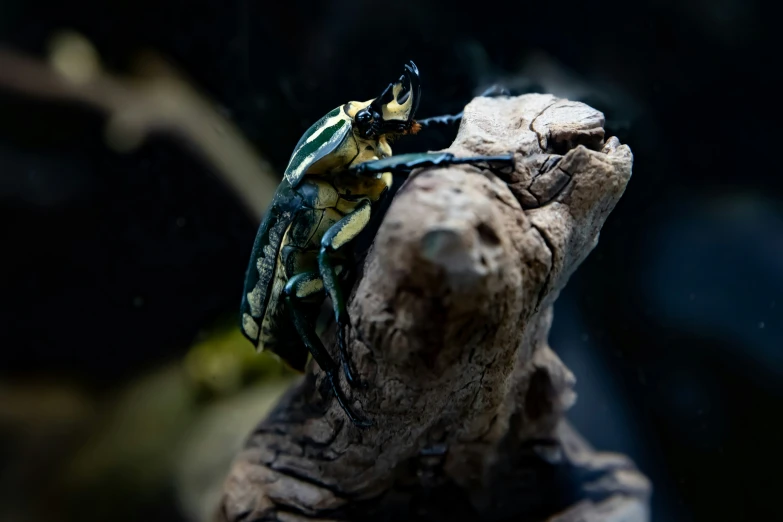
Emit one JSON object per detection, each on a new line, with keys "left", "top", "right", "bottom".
{"left": 351, "top": 132, "right": 392, "bottom": 166}
{"left": 340, "top": 99, "right": 394, "bottom": 165}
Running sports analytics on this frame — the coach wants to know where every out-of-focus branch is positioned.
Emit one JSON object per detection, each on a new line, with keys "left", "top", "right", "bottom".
{"left": 0, "top": 31, "right": 277, "bottom": 221}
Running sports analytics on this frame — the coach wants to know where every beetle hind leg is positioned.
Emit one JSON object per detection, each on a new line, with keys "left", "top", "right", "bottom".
{"left": 284, "top": 272, "right": 372, "bottom": 428}
{"left": 319, "top": 200, "right": 373, "bottom": 390}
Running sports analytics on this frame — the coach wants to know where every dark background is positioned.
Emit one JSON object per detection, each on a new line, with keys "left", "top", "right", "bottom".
{"left": 0, "top": 0, "right": 779, "bottom": 521}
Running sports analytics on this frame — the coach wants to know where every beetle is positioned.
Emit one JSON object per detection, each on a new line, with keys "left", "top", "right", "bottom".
{"left": 240, "top": 61, "right": 514, "bottom": 427}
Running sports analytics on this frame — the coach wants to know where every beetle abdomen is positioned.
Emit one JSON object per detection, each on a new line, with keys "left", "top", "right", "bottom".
{"left": 240, "top": 212, "right": 289, "bottom": 341}
{"left": 241, "top": 219, "right": 311, "bottom": 372}
{"left": 239, "top": 182, "right": 302, "bottom": 353}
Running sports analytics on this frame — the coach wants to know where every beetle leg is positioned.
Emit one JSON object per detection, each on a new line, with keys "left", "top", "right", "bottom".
{"left": 478, "top": 84, "right": 511, "bottom": 97}
{"left": 319, "top": 199, "right": 373, "bottom": 389}
{"left": 284, "top": 272, "right": 372, "bottom": 428}
{"left": 351, "top": 151, "right": 515, "bottom": 177}
{"left": 416, "top": 85, "right": 510, "bottom": 128}
{"left": 417, "top": 112, "right": 464, "bottom": 128}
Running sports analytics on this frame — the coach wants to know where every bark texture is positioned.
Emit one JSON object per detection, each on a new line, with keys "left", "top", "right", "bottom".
{"left": 218, "top": 94, "right": 650, "bottom": 522}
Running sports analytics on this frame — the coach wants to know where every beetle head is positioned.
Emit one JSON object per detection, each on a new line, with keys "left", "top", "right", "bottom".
{"left": 355, "top": 61, "right": 421, "bottom": 140}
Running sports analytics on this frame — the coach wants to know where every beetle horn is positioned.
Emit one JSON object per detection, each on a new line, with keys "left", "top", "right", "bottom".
{"left": 404, "top": 61, "right": 421, "bottom": 122}
{"left": 369, "top": 60, "right": 421, "bottom": 129}
{"left": 369, "top": 81, "right": 395, "bottom": 114}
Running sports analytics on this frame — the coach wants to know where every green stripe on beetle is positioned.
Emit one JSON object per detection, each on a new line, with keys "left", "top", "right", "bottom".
{"left": 284, "top": 108, "right": 349, "bottom": 184}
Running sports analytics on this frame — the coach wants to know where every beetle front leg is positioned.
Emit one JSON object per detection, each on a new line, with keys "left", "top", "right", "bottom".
{"left": 284, "top": 272, "right": 372, "bottom": 428}
{"left": 319, "top": 199, "right": 373, "bottom": 389}
{"left": 417, "top": 112, "right": 463, "bottom": 128}
{"left": 416, "top": 85, "right": 510, "bottom": 128}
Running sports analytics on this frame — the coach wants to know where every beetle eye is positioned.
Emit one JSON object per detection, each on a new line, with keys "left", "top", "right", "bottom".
{"left": 355, "top": 109, "right": 377, "bottom": 138}
{"left": 356, "top": 110, "right": 371, "bottom": 123}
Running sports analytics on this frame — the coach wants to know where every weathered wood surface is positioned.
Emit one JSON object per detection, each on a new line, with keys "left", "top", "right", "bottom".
{"left": 218, "top": 94, "right": 650, "bottom": 522}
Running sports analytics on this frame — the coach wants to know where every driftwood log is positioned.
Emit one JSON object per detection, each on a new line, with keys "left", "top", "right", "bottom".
{"left": 218, "top": 94, "right": 650, "bottom": 522}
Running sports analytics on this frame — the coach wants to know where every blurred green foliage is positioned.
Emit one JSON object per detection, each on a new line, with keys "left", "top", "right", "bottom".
{"left": 184, "top": 318, "right": 297, "bottom": 399}
{"left": 1, "top": 320, "right": 296, "bottom": 522}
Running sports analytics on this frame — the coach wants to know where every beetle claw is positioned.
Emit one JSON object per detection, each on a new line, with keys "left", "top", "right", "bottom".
{"left": 327, "top": 373, "right": 372, "bottom": 428}
{"left": 338, "top": 326, "right": 366, "bottom": 389}
{"left": 343, "top": 360, "right": 368, "bottom": 389}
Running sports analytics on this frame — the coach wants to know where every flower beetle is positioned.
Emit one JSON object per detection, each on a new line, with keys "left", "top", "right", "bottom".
{"left": 240, "top": 61, "right": 514, "bottom": 427}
